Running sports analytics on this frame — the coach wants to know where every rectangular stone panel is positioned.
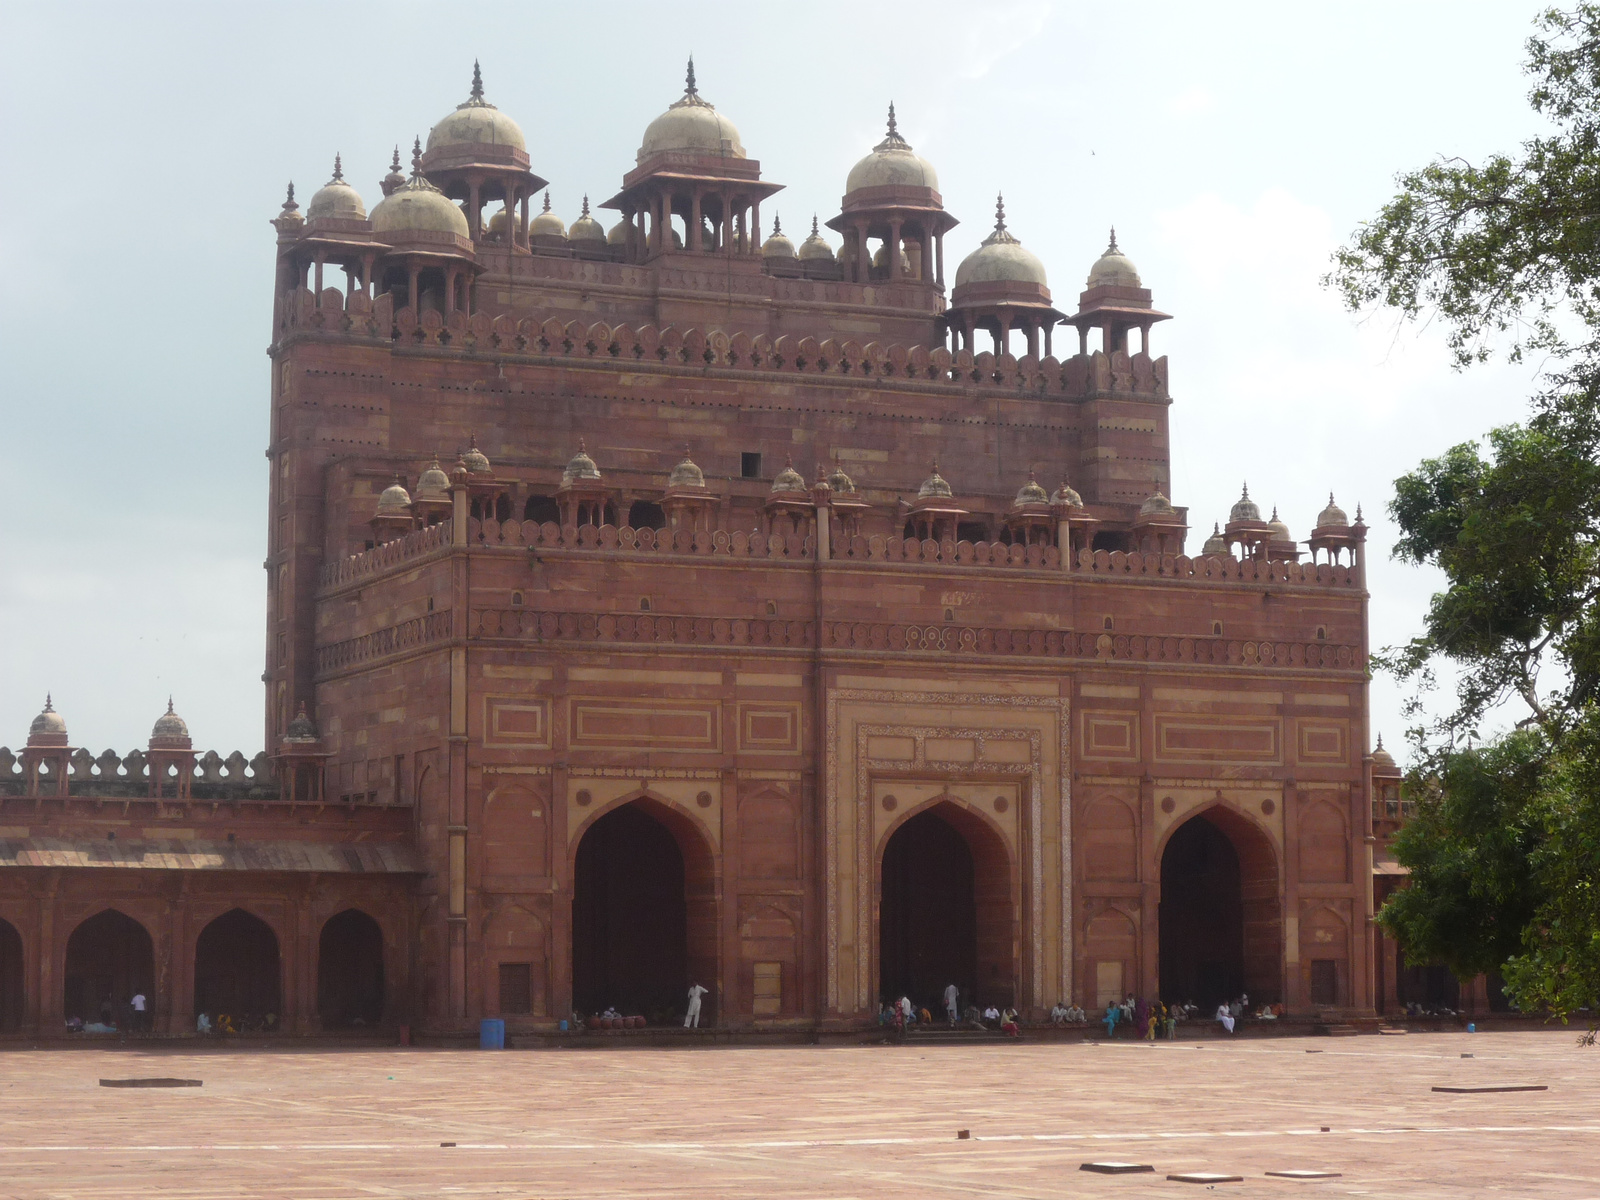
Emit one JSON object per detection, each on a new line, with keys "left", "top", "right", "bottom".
{"left": 568, "top": 699, "right": 721, "bottom": 750}
{"left": 738, "top": 703, "right": 800, "bottom": 753}
{"left": 483, "top": 697, "right": 551, "bottom": 748}
{"left": 1155, "top": 716, "right": 1280, "bottom": 764}
{"left": 1296, "top": 719, "right": 1348, "bottom": 762}
{"left": 1081, "top": 711, "right": 1139, "bottom": 761}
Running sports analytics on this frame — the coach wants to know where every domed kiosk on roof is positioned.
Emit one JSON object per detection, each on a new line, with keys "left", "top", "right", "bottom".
{"left": 1061, "top": 227, "right": 1172, "bottom": 359}
{"left": 150, "top": 699, "right": 192, "bottom": 748}
{"left": 529, "top": 192, "right": 567, "bottom": 245}
{"left": 799, "top": 215, "right": 835, "bottom": 262}
{"left": 28, "top": 696, "right": 67, "bottom": 746}
{"left": 305, "top": 154, "right": 366, "bottom": 224}
{"left": 948, "top": 195, "right": 1063, "bottom": 358}
{"left": 638, "top": 58, "right": 745, "bottom": 161}
{"left": 569, "top": 197, "right": 607, "bottom": 247}
{"left": 829, "top": 103, "right": 957, "bottom": 289}
{"left": 762, "top": 215, "right": 797, "bottom": 261}
{"left": 371, "top": 142, "right": 471, "bottom": 241}
{"left": 418, "top": 62, "right": 546, "bottom": 253}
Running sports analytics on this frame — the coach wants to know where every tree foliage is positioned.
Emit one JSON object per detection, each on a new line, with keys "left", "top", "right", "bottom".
{"left": 1333, "top": 5, "right": 1600, "bottom": 1032}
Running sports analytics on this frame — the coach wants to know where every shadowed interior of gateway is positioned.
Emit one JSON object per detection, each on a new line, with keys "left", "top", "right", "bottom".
{"left": 63, "top": 909, "right": 153, "bottom": 1023}
{"left": 318, "top": 908, "right": 386, "bottom": 1028}
{"left": 194, "top": 908, "right": 281, "bottom": 1018}
{"left": 572, "top": 804, "right": 689, "bottom": 1019}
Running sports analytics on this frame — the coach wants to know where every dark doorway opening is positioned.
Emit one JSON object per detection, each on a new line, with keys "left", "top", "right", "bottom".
{"left": 0, "top": 919, "right": 22, "bottom": 1032}
{"left": 64, "top": 910, "right": 154, "bottom": 1024}
{"left": 628, "top": 500, "right": 666, "bottom": 530}
{"left": 1396, "top": 951, "right": 1460, "bottom": 1010}
{"left": 194, "top": 909, "right": 281, "bottom": 1020}
{"left": 879, "top": 802, "right": 1014, "bottom": 1012}
{"left": 572, "top": 801, "right": 715, "bottom": 1023}
{"left": 1159, "top": 810, "right": 1281, "bottom": 1007}
{"left": 318, "top": 909, "right": 385, "bottom": 1028}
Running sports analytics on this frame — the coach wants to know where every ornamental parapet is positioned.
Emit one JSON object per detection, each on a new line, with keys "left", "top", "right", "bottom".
{"left": 0, "top": 746, "right": 275, "bottom": 801}
{"left": 464, "top": 607, "right": 1360, "bottom": 672}
{"left": 319, "top": 519, "right": 450, "bottom": 589}
{"left": 277, "top": 286, "right": 1168, "bottom": 400}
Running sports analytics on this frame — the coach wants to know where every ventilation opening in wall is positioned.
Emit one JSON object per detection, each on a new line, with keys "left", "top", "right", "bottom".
{"left": 944, "top": 608, "right": 956, "bottom": 622}
{"left": 1103, "top": 616, "right": 1114, "bottom": 631}
{"left": 766, "top": 600, "right": 778, "bottom": 616}
{"left": 511, "top": 591, "right": 524, "bottom": 607}
{"left": 1212, "top": 620, "right": 1223, "bottom": 635}
{"left": 1316, "top": 625, "right": 1327, "bottom": 640}
{"left": 741, "top": 452, "right": 763, "bottom": 479}
{"left": 427, "top": 597, "right": 435, "bottom": 612}
{"left": 639, "top": 597, "right": 652, "bottom": 612}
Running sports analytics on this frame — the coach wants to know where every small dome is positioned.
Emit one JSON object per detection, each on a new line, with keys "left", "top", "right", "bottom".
{"left": 1372, "top": 735, "right": 1397, "bottom": 769}
{"left": 1317, "top": 492, "right": 1349, "bottom": 528}
{"left": 918, "top": 464, "right": 953, "bottom": 499}
{"left": 1086, "top": 227, "right": 1141, "bottom": 289}
{"left": 1267, "top": 506, "right": 1293, "bottom": 542}
{"left": 415, "top": 458, "right": 451, "bottom": 503}
{"left": 1051, "top": 481, "right": 1083, "bottom": 508}
{"left": 1229, "top": 484, "right": 1262, "bottom": 524}
{"left": 569, "top": 195, "right": 606, "bottom": 243}
{"left": 376, "top": 476, "right": 413, "bottom": 515}
{"left": 461, "top": 438, "right": 491, "bottom": 475}
{"left": 370, "top": 142, "right": 470, "bottom": 239}
{"left": 530, "top": 192, "right": 567, "bottom": 239}
{"left": 954, "top": 195, "right": 1048, "bottom": 289}
{"left": 845, "top": 104, "right": 939, "bottom": 194}
{"left": 607, "top": 219, "right": 629, "bottom": 246}
{"left": 828, "top": 460, "right": 855, "bottom": 493}
{"left": 771, "top": 458, "right": 807, "bottom": 493}
{"left": 799, "top": 215, "right": 835, "bottom": 262}
{"left": 487, "top": 209, "right": 508, "bottom": 236}
{"left": 285, "top": 702, "right": 318, "bottom": 742}
{"left": 872, "top": 243, "right": 912, "bottom": 273}
{"left": 306, "top": 154, "right": 367, "bottom": 222}
{"left": 29, "top": 696, "right": 66, "bottom": 740}
{"left": 762, "top": 214, "right": 797, "bottom": 259}
{"left": 1015, "top": 474, "right": 1049, "bottom": 504}
{"left": 151, "top": 698, "right": 189, "bottom": 741}
{"left": 1202, "top": 522, "right": 1229, "bottom": 556}
{"left": 668, "top": 447, "right": 705, "bottom": 489}
{"left": 563, "top": 441, "right": 600, "bottom": 485}
{"left": 639, "top": 59, "right": 745, "bottom": 161}
{"left": 1139, "top": 490, "right": 1176, "bottom": 517}
{"left": 425, "top": 62, "right": 527, "bottom": 156}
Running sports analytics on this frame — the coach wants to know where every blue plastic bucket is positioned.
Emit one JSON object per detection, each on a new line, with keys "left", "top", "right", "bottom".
{"left": 479, "top": 1018, "right": 506, "bottom": 1049}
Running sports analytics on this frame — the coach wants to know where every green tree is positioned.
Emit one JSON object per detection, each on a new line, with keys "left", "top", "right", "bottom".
{"left": 1331, "top": 5, "right": 1600, "bottom": 1033}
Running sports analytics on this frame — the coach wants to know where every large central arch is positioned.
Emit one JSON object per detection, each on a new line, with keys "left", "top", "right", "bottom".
{"left": 194, "top": 908, "right": 281, "bottom": 1019}
{"left": 571, "top": 797, "right": 717, "bottom": 1022}
{"left": 878, "top": 799, "right": 1014, "bottom": 1011}
{"left": 1158, "top": 807, "right": 1281, "bottom": 1007}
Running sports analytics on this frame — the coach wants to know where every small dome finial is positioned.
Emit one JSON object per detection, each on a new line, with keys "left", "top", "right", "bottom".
{"left": 887, "top": 100, "right": 897, "bottom": 136}
{"left": 411, "top": 135, "right": 423, "bottom": 176}
{"left": 281, "top": 181, "right": 298, "bottom": 212}
{"left": 995, "top": 192, "right": 1007, "bottom": 232}
{"left": 811, "top": 214, "right": 820, "bottom": 236}
{"left": 686, "top": 55, "right": 697, "bottom": 96}
{"left": 471, "top": 59, "right": 484, "bottom": 102}
{"left": 771, "top": 212, "right": 782, "bottom": 236}
{"left": 44, "top": 693, "right": 53, "bottom": 712}
{"left": 581, "top": 194, "right": 591, "bottom": 217}
{"left": 390, "top": 144, "right": 401, "bottom": 172}
{"left": 166, "top": 696, "right": 175, "bottom": 715}
{"left": 1241, "top": 481, "right": 1250, "bottom": 499}
{"left": 331, "top": 152, "right": 343, "bottom": 182}
{"left": 1107, "top": 226, "right": 1119, "bottom": 253}
{"left": 542, "top": 190, "right": 551, "bottom": 213}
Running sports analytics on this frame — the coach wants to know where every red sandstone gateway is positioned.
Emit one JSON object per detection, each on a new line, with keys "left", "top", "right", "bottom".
{"left": 0, "top": 60, "right": 1419, "bottom": 1041}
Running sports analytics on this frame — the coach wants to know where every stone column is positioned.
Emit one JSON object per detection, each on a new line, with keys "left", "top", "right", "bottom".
{"left": 467, "top": 180, "right": 481, "bottom": 242}
{"left": 888, "top": 218, "right": 902, "bottom": 280}
{"left": 690, "top": 188, "right": 702, "bottom": 252}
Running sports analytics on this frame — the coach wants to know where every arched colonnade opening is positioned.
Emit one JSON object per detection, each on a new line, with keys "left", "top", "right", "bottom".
{"left": 878, "top": 799, "right": 1015, "bottom": 1015}
{"left": 1158, "top": 807, "right": 1281, "bottom": 1009}
{"left": 571, "top": 797, "right": 717, "bottom": 1024}
{"left": 64, "top": 909, "right": 154, "bottom": 1025}
{"left": 194, "top": 908, "right": 281, "bottom": 1022}
{"left": 318, "top": 909, "right": 386, "bottom": 1028}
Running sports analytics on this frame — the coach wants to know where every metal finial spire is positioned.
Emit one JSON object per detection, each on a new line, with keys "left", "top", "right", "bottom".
{"left": 331, "top": 152, "right": 343, "bottom": 182}
{"left": 282, "top": 181, "right": 298, "bottom": 210}
{"left": 1107, "top": 226, "right": 1119, "bottom": 253}
{"left": 471, "top": 59, "right": 484, "bottom": 102}
{"left": 411, "top": 136, "right": 423, "bottom": 176}
{"left": 811, "top": 214, "right": 820, "bottom": 236}
{"left": 887, "top": 101, "right": 897, "bottom": 136}
{"left": 1241, "top": 481, "right": 1250, "bottom": 499}
{"left": 686, "top": 55, "right": 697, "bottom": 95}
{"left": 43, "top": 693, "right": 53, "bottom": 712}
{"left": 772, "top": 213, "right": 782, "bottom": 236}
{"left": 581, "top": 194, "right": 591, "bottom": 217}
{"left": 390, "top": 145, "right": 401, "bottom": 172}
{"left": 995, "top": 192, "right": 1007, "bottom": 231}
{"left": 166, "top": 696, "right": 175, "bottom": 714}
{"left": 542, "top": 190, "right": 551, "bottom": 213}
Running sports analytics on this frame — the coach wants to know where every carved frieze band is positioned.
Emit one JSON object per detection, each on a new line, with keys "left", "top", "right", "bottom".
{"left": 316, "top": 610, "right": 453, "bottom": 673}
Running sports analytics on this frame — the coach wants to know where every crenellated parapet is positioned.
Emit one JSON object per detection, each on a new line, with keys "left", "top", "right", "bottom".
{"left": 0, "top": 745, "right": 275, "bottom": 800}
{"left": 277, "top": 286, "right": 1169, "bottom": 400}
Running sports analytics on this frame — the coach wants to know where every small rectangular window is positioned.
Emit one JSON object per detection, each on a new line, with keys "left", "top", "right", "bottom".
{"left": 1309, "top": 958, "right": 1338, "bottom": 1006}
{"left": 499, "top": 963, "right": 533, "bottom": 1015}
{"left": 741, "top": 452, "right": 762, "bottom": 479}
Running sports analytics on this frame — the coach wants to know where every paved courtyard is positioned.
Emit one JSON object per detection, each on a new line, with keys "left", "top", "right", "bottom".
{"left": 0, "top": 1029, "right": 1594, "bottom": 1199}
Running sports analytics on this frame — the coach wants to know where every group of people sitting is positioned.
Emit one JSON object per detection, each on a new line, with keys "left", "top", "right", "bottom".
{"left": 196, "top": 1011, "right": 278, "bottom": 1035}
{"left": 876, "top": 994, "right": 1022, "bottom": 1036}
{"left": 1100, "top": 995, "right": 1189, "bottom": 1040}
{"left": 1048, "top": 1003, "right": 1090, "bottom": 1024}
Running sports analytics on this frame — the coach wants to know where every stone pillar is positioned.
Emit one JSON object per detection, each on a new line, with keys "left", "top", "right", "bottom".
{"left": 1137, "top": 774, "right": 1159, "bottom": 1000}
{"left": 1282, "top": 779, "right": 1302, "bottom": 1011}
{"left": 888, "top": 218, "right": 902, "bottom": 281}
{"left": 690, "top": 188, "right": 702, "bottom": 252}
{"left": 467, "top": 180, "right": 481, "bottom": 242}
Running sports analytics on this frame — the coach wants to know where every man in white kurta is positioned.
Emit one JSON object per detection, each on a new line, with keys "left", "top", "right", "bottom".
{"left": 684, "top": 983, "right": 708, "bottom": 1028}
{"left": 943, "top": 983, "right": 959, "bottom": 1026}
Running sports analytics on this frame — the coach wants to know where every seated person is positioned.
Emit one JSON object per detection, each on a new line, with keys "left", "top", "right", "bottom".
{"left": 196, "top": 1012, "right": 212, "bottom": 1035}
{"left": 1215, "top": 1003, "right": 1236, "bottom": 1034}
{"left": 1001, "top": 1007, "right": 1020, "bottom": 1037}
{"left": 1068, "top": 1005, "right": 1088, "bottom": 1023}
{"left": 982, "top": 1004, "right": 1001, "bottom": 1025}
{"left": 1050, "top": 1002, "right": 1068, "bottom": 1024}
{"left": 964, "top": 1004, "right": 987, "bottom": 1031}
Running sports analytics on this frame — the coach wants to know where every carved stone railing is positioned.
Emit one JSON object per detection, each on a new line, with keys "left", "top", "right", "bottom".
{"left": 460, "top": 518, "right": 1356, "bottom": 588}
{"left": 320, "top": 520, "right": 450, "bottom": 589}
{"left": 281, "top": 286, "right": 1168, "bottom": 400}
{"left": 0, "top": 747, "right": 276, "bottom": 800}
{"left": 467, "top": 607, "right": 1361, "bottom": 672}
{"left": 316, "top": 609, "right": 454, "bottom": 673}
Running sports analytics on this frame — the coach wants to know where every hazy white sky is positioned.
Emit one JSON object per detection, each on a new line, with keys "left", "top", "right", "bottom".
{"left": 0, "top": 0, "right": 1552, "bottom": 758}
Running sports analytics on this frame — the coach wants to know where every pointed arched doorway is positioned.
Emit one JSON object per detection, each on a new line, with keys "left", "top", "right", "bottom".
{"left": 194, "top": 909, "right": 281, "bottom": 1020}
{"left": 878, "top": 800, "right": 1014, "bottom": 1012}
{"left": 318, "top": 909, "right": 385, "bottom": 1028}
{"left": 64, "top": 909, "right": 154, "bottom": 1024}
{"left": 571, "top": 798, "right": 716, "bottom": 1023}
{"left": 1158, "top": 807, "right": 1281, "bottom": 1007}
